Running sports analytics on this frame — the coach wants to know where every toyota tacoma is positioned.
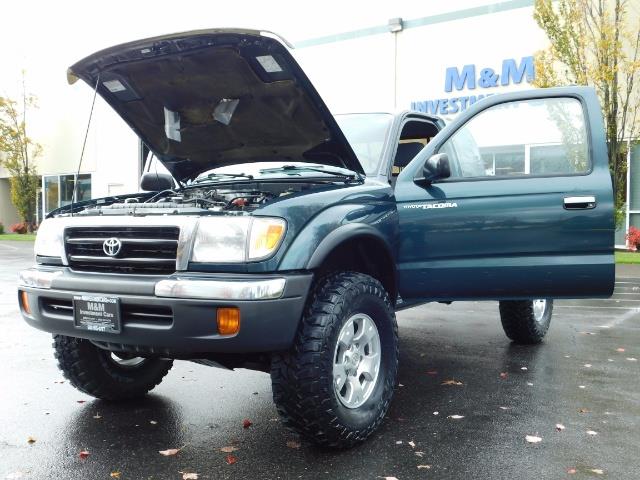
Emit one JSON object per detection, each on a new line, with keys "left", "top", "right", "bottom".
{"left": 18, "top": 29, "right": 614, "bottom": 448}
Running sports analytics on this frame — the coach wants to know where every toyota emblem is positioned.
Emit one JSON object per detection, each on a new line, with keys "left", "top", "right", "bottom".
{"left": 103, "top": 237, "right": 122, "bottom": 257}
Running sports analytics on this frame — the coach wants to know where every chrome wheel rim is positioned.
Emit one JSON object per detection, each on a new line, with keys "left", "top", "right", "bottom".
{"left": 109, "top": 352, "right": 146, "bottom": 368}
{"left": 533, "top": 299, "right": 547, "bottom": 323}
{"left": 333, "top": 313, "right": 381, "bottom": 409}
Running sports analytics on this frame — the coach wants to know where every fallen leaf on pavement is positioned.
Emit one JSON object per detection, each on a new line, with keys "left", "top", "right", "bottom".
{"left": 110, "top": 472, "right": 121, "bottom": 479}
{"left": 220, "top": 446, "right": 238, "bottom": 453}
{"left": 567, "top": 467, "right": 577, "bottom": 474}
{"left": 408, "top": 440, "right": 416, "bottom": 448}
{"left": 616, "top": 348, "right": 625, "bottom": 352}
{"left": 93, "top": 413, "right": 102, "bottom": 419}
{"left": 286, "top": 440, "right": 301, "bottom": 449}
{"left": 433, "top": 411, "right": 439, "bottom": 415}
{"left": 500, "top": 372, "right": 508, "bottom": 379}
{"left": 525, "top": 435, "right": 542, "bottom": 443}
{"left": 448, "top": 415, "right": 464, "bottom": 420}
{"left": 521, "top": 367, "right": 528, "bottom": 371}
{"left": 578, "top": 408, "right": 590, "bottom": 414}
{"left": 242, "top": 419, "right": 252, "bottom": 429}
{"left": 182, "top": 473, "right": 198, "bottom": 480}
{"left": 149, "top": 420, "right": 158, "bottom": 425}
{"left": 395, "top": 440, "right": 403, "bottom": 445}
{"left": 579, "top": 331, "right": 597, "bottom": 335}
{"left": 226, "top": 454, "right": 238, "bottom": 465}
{"left": 158, "top": 447, "right": 182, "bottom": 456}
{"left": 4, "top": 473, "right": 24, "bottom": 479}
{"left": 441, "top": 379, "right": 463, "bottom": 386}
{"left": 527, "top": 382, "right": 534, "bottom": 386}
{"left": 556, "top": 424, "right": 565, "bottom": 431}
{"left": 379, "top": 477, "right": 398, "bottom": 480}
{"left": 586, "top": 430, "right": 598, "bottom": 436}
{"left": 417, "top": 465, "right": 431, "bottom": 470}
{"left": 415, "top": 451, "right": 425, "bottom": 457}
{"left": 583, "top": 364, "right": 592, "bottom": 368}
{"left": 27, "top": 436, "right": 36, "bottom": 444}
{"left": 79, "top": 450, "right": 90, "bottom": 459}
{"left": 426, "top": 370, "right": 438, "bottom": 376}
{"left": 627, "top": 357, "right": 638, "bottom": 362}
{"left": 579, "top": 385, "right": 586, "bottom": 389}
{"left": 590, "top": 468, "right": 604, "bottom": 475}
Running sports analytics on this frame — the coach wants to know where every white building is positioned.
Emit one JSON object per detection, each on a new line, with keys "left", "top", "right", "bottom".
{"left": 1, "top": 0, "right": 636, "bottom": 245}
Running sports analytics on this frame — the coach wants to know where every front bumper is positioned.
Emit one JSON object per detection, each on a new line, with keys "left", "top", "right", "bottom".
{"left": 18, "top": 267, "right": 313, "bottom": 354}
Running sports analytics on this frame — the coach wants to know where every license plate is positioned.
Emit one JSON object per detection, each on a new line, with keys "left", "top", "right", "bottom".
{"left": 73, "top": 295, "right": 121, "bottom": 334}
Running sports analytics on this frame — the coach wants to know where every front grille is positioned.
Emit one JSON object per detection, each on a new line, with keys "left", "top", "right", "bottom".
{"left": 65, "top": 226, "right": 179, "bottom": 275}
{"left": 40, "top": 297, "right": 173, "bottom": 327}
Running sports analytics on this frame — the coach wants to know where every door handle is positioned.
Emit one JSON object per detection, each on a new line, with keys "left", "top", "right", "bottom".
{"left": 563, "top": 196, "right": 596, "bottom": 209}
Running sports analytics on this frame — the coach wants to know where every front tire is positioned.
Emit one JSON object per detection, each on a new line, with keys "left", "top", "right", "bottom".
{"left": 53, "top": 335, "right": 173, "bottom": 401}
{"left": 271, "top": 272, "right": 398, "bottom": 448}
{"left": 499, "top": 299, "right": 553, "bottom": 344}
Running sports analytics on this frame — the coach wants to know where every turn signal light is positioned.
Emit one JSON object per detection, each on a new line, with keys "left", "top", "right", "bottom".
{"left": 217, "top": 307, "right": 240, "bottom": 335}
{"left": 20, "top": 291, "right": 31, "bottom": 315}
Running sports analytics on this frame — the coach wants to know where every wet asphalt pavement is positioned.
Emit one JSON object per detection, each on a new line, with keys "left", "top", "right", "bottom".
{"left": 1, "top": 240, "right": 639, "bottom": 480}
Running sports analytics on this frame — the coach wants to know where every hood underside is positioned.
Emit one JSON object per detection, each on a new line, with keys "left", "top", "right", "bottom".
{"left": 68, "top": 29, "right": 363, "bottom": 181}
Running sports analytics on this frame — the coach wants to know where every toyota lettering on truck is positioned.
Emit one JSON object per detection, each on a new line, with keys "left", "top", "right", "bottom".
{"left": 18, "top": 29, "right": 614, "bottom": 448}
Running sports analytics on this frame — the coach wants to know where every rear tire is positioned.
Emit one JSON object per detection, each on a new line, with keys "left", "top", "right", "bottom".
{"left": 53, "top": 335, "right": 173, "bottom": 401}
{"left": 271, "top": 272, "right": 398, "bottom": 448}
{"left": 499, "top": 299, "right": 553, "bottom": 344}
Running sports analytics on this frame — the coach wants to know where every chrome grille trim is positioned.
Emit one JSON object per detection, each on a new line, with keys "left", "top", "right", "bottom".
{"left": 67, "top": 256, "right": 177, "bottom": 264}
{"left": 66, "top": 237, "right": 178, "bottom": 246}
{"left": 45, "top": 216, "right": 201, "bottom": 270}
{"left": 64, "top": 226, "right": 180, "bottom": 275}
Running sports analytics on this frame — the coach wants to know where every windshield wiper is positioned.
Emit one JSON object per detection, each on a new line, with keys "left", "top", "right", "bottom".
{"left": 194, "top": 172, "right": 254, "bottom": 183}
{"left": 260, "top": 165, "right": 362, "bottom": 181}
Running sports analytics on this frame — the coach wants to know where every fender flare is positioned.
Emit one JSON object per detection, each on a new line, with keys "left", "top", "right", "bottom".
{"left": 306, "top": 223, "right": 395, "bottom": 271}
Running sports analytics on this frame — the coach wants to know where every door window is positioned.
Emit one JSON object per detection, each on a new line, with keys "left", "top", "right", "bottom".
{"left": 440, "top": 97, "right": 590, "bottom": 178}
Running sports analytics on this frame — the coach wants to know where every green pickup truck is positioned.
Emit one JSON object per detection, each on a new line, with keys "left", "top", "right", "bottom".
{"left": 18, "top": 29, "right": 614, "bottom": 448}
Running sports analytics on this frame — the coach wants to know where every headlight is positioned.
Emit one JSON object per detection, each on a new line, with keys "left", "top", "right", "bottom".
{"left": 34, "top": 219, "right": 65, "bottom": 259}
{"left": 191, "top": 216, "right": 286, "bottom": 263}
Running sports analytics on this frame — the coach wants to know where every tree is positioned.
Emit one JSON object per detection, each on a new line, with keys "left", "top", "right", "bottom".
{"left": 0, "top": 76, "right": 41, "bottom": 231}
{"left": 533, "top": 0, "right": 640, "bottom": 225}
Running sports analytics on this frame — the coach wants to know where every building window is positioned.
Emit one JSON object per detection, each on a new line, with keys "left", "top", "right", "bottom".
{"left": 43, "top": 174, "right": 92, "bottom": 214}
{"left": 60, "top": 174, "right": 91, "bottom": 207}
{"left": 44, "top": 176, "right": 59, "bottom": 213}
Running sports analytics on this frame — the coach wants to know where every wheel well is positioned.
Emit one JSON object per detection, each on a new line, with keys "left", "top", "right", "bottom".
{"left": 314, "top": 236, "right": 397, "bottom": 303}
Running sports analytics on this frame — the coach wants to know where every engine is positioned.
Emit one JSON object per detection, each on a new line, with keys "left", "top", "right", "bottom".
{"left": 74, "top": 183, "right": 312, "bottom": 216}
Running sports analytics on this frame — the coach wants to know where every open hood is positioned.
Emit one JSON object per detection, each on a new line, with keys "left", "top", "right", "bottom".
{"left": 68, "top": 29, "right": 364, "bottom": 181}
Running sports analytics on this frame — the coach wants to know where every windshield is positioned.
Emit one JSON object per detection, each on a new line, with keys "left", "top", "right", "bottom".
{"left": 190, "top": 113, "right": 392, "bottom": 182}
{"left": 334, "top": 113, "right": 393, "bottom": 175}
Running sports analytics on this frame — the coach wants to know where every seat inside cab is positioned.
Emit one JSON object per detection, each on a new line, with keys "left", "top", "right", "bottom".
{"left": 391, "top": 118, "right": 439, "bottom": 187}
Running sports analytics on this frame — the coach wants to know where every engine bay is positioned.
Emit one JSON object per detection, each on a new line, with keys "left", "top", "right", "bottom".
{"left": 72, "top": 182, "right": 320, "bottom": 216}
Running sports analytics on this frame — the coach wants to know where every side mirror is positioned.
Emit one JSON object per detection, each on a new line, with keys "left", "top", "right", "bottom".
{"left": 420, "top": 153, "right": 451, "bottom": 184}
{"left": 140, "top": 172, "right": 174, "bottom": 191}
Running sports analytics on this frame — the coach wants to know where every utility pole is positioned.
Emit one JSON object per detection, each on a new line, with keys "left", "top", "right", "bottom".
{"left": 388, "top": 18, "right": 403, "bottom": 110}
